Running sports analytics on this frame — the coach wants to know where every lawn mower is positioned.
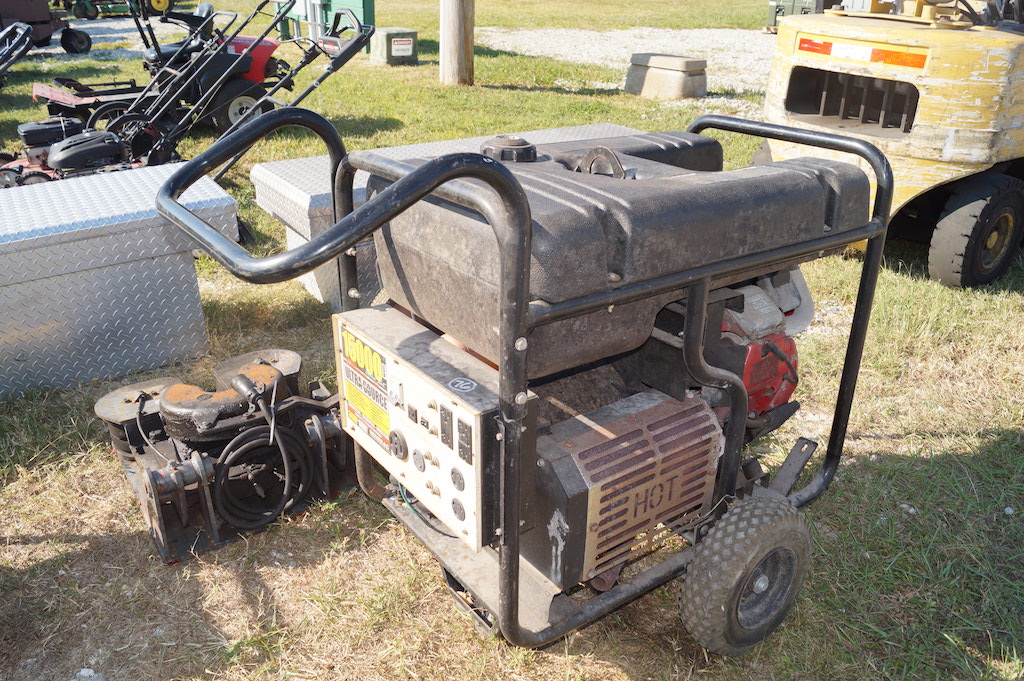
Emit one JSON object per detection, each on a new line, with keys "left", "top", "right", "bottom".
{"left": 0, "top": 21, "right": 31, "bottom": 88}
{"left": 32, "top": 0, "right": 288, "bottom": 131}
{"left": 0, "top": 5, "right": 373, "bottom": 187}
{"left": 0, "top": 0, "right": 90, "bottom": 52}
{"left": 95, "top": 107, "right": 893, "bottom": 655}
{"left": 764, "top": 0, "right": 1024, "bottom": 287}
{"left": 32, "top": 2, "right": 221, "bottom": 123}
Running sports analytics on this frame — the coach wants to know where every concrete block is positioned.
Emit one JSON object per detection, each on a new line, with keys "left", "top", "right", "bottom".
{"left": 624, "top": 53, "right": 707, "bottom": 100}
{"left": 370, "top": 27, "right": 418, "bottom": 66}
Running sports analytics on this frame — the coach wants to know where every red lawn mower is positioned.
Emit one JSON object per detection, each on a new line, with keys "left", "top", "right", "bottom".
{"left": 0, "top": 3, "right": 373, "bottom": 187}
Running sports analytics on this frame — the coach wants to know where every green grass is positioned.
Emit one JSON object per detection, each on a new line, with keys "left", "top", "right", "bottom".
{"left": 2, "top": 1, "right": 1024, "bottom": 680}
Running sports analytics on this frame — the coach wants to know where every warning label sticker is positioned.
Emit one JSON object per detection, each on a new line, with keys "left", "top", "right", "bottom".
{"left": 391, "top": 37, "right": 413, "bottom": 57}
{"left": 341, "top": 327, "right": 390, "bottom": 452}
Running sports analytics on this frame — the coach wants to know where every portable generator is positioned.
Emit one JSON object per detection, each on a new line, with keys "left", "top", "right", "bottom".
{"left": 144, "top": 108, "right": 892, "bottom": 655}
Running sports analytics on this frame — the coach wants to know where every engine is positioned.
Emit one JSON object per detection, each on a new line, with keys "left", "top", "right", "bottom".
{"left": 48, "top": 130, "right": 129, "bottom": 172}
{"left": 16, "top": 116, "right": 84, "bottom": 166}
{"left": 94, "top": 349, "right": 344, "bottom": 562}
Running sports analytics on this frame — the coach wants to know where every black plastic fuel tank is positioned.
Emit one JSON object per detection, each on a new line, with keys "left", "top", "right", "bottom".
{"left": 367, "top": 131, "right": 868, "bottom": 378}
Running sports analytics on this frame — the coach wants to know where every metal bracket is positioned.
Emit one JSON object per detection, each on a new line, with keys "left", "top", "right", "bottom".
{"left": 771, "top": 437, "right": 819, "bottom": 497}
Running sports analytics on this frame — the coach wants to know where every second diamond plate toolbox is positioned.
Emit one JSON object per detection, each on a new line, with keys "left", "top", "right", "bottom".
{"left": 0, "top": 164, "right": 238, "bottom": 399}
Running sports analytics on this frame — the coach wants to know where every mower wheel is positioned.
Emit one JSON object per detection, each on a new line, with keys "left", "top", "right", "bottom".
{"left": 61, "top": 29, "right": 92, "bottom": 54}
{"left": 677, "top": 495, "right": 811, "bottom": 656}
{"left": 18, "top": 172, "right": 52, "bottom": 185}
{"left": 0, "top": 168, "right": 20, "bottom": 189}
{"left": 73, "top": 1, "right": 99, "bottom": 19}
{"left": 929, "top": 173, "right": 1024, "bottom": 287}
{"left": 87, "top": 101, "right": 131, "bottom": 130}
{"left": 146, "top": 0, "right": 175, "bottom": 12}
{"left": 209, "top": 79, "right": 271, "bottom": 134}
{"left": 110, "top": 114, "right": 160, "bottom": 160}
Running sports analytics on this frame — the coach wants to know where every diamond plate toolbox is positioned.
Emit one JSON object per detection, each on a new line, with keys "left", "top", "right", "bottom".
{"left": 0, "top": 164, "right": 238, "bottom": 399}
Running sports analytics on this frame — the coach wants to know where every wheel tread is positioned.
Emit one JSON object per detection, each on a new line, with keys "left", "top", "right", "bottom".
{"left": 677, "top": 495, "right": 810, "bottom": 656}
{"left": 928, "top": 173, "right": 1024, "bottom": 287}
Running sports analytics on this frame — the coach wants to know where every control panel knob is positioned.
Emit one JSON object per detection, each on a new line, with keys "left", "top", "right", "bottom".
{"left": 389, "top": 430, "right": 408, "bottom": 460}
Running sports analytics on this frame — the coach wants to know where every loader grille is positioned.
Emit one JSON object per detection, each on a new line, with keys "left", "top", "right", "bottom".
{"left": 785, "top": 66, "right": 919, "bottom": 134}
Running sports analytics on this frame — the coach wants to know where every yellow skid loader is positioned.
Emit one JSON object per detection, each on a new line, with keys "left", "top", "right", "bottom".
{"left": 763, "top": 0, "right": 1024, "bottom": 286}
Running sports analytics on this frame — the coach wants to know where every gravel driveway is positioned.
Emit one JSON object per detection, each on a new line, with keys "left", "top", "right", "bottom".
{"left": 36, "top": 19, "right": 776, "bottom": 95}
{"left": 30, "top": 16, "right": 187, "bottom": 59}
{"left": 476, "top": 27, "right": 777, "bottom": 96}
{"left": 29, "top": 19, "right": 773, "bottom": 115}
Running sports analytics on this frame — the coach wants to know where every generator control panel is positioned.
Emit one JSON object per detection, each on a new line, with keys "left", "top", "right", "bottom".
{"left": 334, "top": 306, "right": 529, "bottom": 550}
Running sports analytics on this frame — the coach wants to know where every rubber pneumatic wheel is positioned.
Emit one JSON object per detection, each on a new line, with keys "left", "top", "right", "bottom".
{"left": 18, "top": 172, "right": 52, "bottom": 185}
{"left": 677, "top": 495, "right": 811, "bottom": 656}
{"left": 146, "top": 0, "right": 175, "bottom": 13}
{"left": 209, "top": 79, "right": 271, "bottom": 134}
{"left": 72, "top": 1, "right": 99, "bottom": 19}
{"left": 61, "top": 29, "right": 92, "bottom": 54}
{"left": 87, "top": 101, "right": 131, "bottom": 130}
{"left": 929, "top": 173, "right": 1024, "bottom": 287}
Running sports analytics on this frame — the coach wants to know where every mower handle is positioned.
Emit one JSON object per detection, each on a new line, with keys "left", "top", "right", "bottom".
{"left": 328, "top": 7, "right": 362, "bottom": 36}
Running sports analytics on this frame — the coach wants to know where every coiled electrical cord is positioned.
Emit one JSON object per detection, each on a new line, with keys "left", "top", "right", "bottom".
{"left": 212, "top": 424, "right": 314, "bottom": 530}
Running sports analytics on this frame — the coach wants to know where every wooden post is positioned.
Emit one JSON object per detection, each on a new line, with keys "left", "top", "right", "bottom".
{"left": 440, "top": 0, "right": 474, "bottom": 85}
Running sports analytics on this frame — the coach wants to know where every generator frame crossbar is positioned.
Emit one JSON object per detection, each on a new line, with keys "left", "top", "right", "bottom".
{"left": 157, "top": 107, "right": 893, "bottom": 649}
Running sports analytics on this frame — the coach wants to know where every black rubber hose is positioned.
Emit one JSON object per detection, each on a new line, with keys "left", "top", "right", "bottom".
{"left": 216, "top": 430, "right": 307, "bottom": 520}
{"left": 220, "top": 427, "right": 313, "bottom": 521}
{"left": 213, "top": 425, "right": 310, "bottom": 529}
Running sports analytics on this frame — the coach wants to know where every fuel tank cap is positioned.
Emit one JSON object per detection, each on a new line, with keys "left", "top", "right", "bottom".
{"left": 480, "top": 135, "right": 537, "bottom": 163}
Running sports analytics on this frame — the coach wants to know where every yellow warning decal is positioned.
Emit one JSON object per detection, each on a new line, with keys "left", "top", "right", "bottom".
{"left": 341, "top": 327, "right": 390, "bottom": 451}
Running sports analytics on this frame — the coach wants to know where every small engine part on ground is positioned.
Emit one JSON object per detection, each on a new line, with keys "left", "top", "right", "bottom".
{"left": 95, "top": 349, "right": 346, "bottom": 562}
{"left": 149, "top": 108, "right": 892, "bottom": 656}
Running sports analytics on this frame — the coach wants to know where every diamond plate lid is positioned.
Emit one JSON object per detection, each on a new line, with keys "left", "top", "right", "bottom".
{"left": 0, "top": 163, "right": 236, "bottom": 257}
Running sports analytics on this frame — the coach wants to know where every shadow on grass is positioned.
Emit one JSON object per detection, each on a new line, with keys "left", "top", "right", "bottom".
{"left": 2, "top": 425, "right": 1021, "bottom": 679}
{"left": 857, "top": 233, "right": 1024, "bottom": 292}
{"left": 479, "top": 82, "right": 620, "bottom": 96}
{"left": 0, "top": 489, "right": 392, "bottom": 680}
{"left": 412, "top": 38, "right": 519, "bottom": 59}
{"left": 202, "top": 291, "right": 333, "bottom": 338}
{"left": 784, "top": 428, "right": 1024, "bottom": 679}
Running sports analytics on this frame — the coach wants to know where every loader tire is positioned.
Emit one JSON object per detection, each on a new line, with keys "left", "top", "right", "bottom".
{"left": 929, "top": 173, "right": 1024, "bottom": 287}
{"left": 677, "top": 495, "right": 811, "bottom": 656}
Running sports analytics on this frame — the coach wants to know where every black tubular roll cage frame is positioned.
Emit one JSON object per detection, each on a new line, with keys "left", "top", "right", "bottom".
{"left": 157, "top": 107, "right": 893, "bottom": 649}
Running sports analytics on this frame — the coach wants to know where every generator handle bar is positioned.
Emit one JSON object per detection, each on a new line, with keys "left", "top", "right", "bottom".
{"left": 686, "top": 115, "right": 894, "bottom": 508}
{"left": 157, "top": 108, "right": 344, "bottom": 283}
